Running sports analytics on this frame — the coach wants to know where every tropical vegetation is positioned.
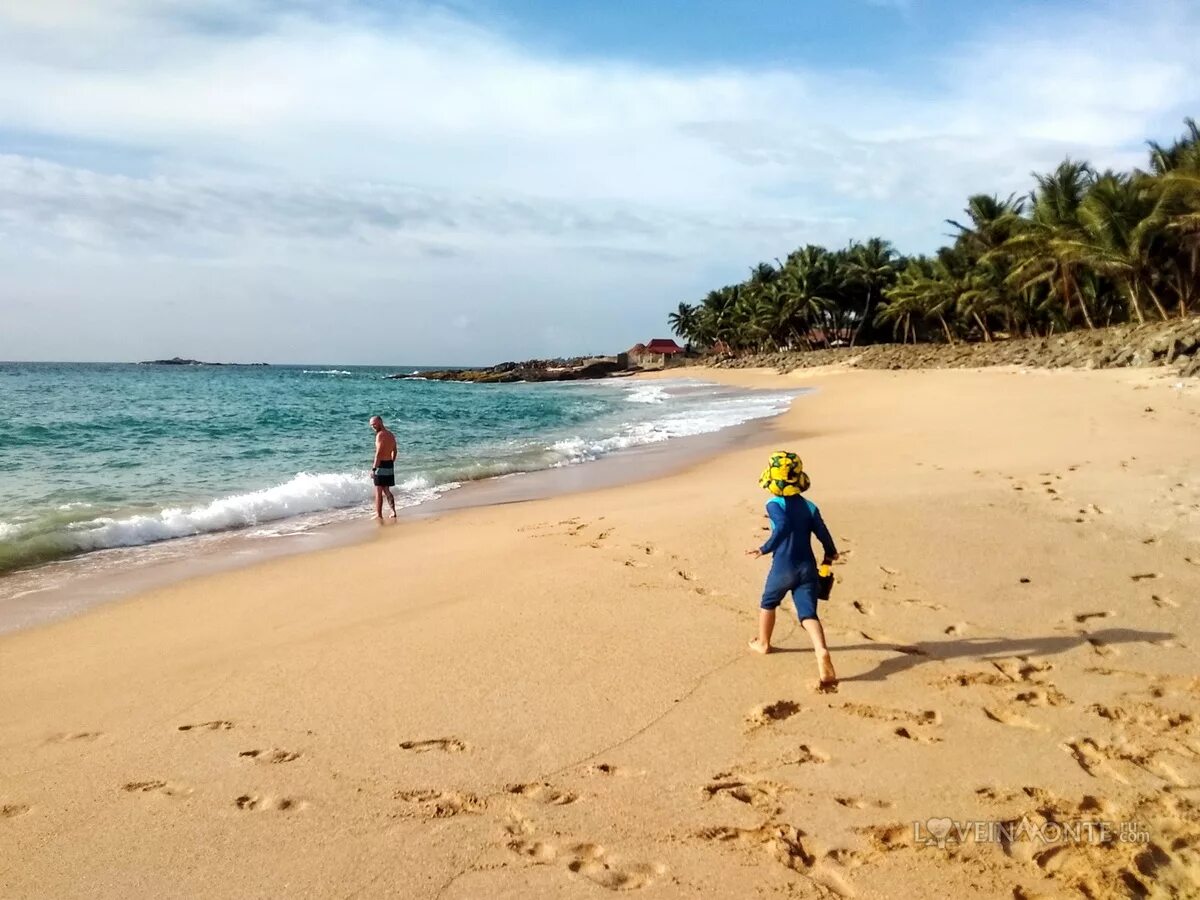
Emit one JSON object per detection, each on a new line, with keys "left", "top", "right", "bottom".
{"left": 667, "top": 119, "right": 1200, "bottom": 351}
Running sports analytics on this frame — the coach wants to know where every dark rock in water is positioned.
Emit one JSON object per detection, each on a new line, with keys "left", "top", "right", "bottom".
{"left": 386, "top": 357, "right": 631, "bottom": 384}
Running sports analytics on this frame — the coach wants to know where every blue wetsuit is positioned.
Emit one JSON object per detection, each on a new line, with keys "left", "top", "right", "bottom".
{"left": 759, "top": 495, "right": 838, "bottom": 621}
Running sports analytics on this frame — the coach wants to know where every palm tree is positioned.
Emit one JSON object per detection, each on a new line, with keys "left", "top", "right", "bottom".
{"left": 1146, "top": 119, "right": 1200, "bottom": 316}
{"left": 843, "top": 238, "right": 897, "bottom": 346}
{"left": 1066, "top": 172, "right": 1168, "bottom": 322}
{"left": 1005, "top": 160, "right": 1099, "bottom": 328}
{"left": 877, "top": 257, "right": 936, "bottom": 344}
{"left": 949, "top": 194, "right": 1026, "bottom": 338}
{"left": 667, "top": 118, "right": 1200, "bottom": 352}
{"left": 667, "top": 302, "right": 700, "bottom": 346}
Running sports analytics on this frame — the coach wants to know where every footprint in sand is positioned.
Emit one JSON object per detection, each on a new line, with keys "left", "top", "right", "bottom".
{"left": 507, "top": 831, "right": 666, "bottom": 891}
{"left": 178, "top": 721, "right": 233, "bottom": 732}
{"left": 982, "top": 706, "right": 1043, "bottom": 731}
{"left": 979, "top": 787, "right": 1200, "bottom": 896}
{"left": 47, "top": 731, "right": 103, "bottom": 743}
{"left": 1130, "top": 573, "right": 1161, "bottom": 582}
{"left": 506, "top": 782, "right": 577, "bottom": 806}
{"left": 239, "top": 749, "right": 301, "bottom": 764}
{"left": 841, "top": 703, "right": 941, "bottom": 728}
{"left": 564, "top": 843, "right": 668, "bottom": 892}
{"left": 834, "top": 796, "right": 893, "bottom": 810}
{"left": 1015, "top": 687, "right": 1070, "bottom": 707}
{"left": 893, "top": 726, "right": 942, "bottom": 744}
{"left": 852, "top": 600, "right": 874, "bottom": 616}
{"left": 1074, "top": 611, "right": 1113, "bottom": 623}
{"left": 398, "top": 737, "right": 469, "bottom": 753}
{"left": 745, "top": 700, "right": 801, "bottom": 731}
{"left": 697, "top": 824, "right": 854, "bottom": 896}
{"left": 1088, "top": 702, "right": 1192, "bottom": 731}
{"left": 1062, "top": 737, "right": 1187, "bottom": 787}
{"left": 583, "top": 763, "right": 633, "bottom": 777}
{"left": 943, "top": 623, "right": 968, "bottom": 636}
{"left": 781, "top": 744, "right": 829, "bottom": 766}
{"left": 937, "top": 670, "right": 1011, "bottom": 688}
{"left": 235, "top": 794, "right": 306, "bottom": 813}
{"left": 123, "top": 780, "right": 192, "bottom": 798}
{"left": 1084, "top": 636, "right": 1118, "bottom": 658}
{"left": 901, "top": 597, "right": 944, "bottom": 612}
{"left": 394, "top": 789, "right": 484, "bottom": 818}
{"left": 702, "top": 778, "right": 786, "bottom": 813}
{"left": 1152, "top": 595, "right": 1179, "bottom": 609}
{"left": 1, "top": 803, "right": 31, "bottom": 819}
{"left": 858, "top": 823, "right": 912, "bottom": 852}
{"left": 507, "top": 837, "right": 559, "bottom": 864}
{"left": 991, "top": 657, "right": 1053, "bottom": 683}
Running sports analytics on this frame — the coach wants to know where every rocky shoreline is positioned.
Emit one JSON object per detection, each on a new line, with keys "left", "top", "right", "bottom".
{"left": 707, "top": 317, "right": 1200, "bottom": 379}
{"left": 387, "top": 357, "right": 632, "bottom": 384}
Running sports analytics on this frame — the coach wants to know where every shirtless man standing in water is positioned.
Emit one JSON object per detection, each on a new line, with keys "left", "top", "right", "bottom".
{"left": 369, "top": 415, "right": 397, "bottom": 519}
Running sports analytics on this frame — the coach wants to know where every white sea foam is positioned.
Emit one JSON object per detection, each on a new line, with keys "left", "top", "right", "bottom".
{"left": 302, "top": 369, "right": 353, "bottom": 375}
{"left": 61, "top": 471, "right": 453, "bottom": 554}
{"left": 551, "top": 389, "right": 795, "bottom": 465}
{"left": 625, "top": 384, "right": 669, "bottom": 404}
{"left": 2, "top": 379, "right": 797, "bottom": 580}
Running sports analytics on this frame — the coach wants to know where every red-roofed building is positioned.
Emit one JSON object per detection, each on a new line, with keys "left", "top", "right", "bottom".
{"left": 628, "top": 338, "right": 685, "bottom": 369}
{"left": 645, "top": 338, "right": 683, "bottom": 355}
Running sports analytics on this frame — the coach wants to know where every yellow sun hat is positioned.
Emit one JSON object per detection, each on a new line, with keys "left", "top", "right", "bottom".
{"left": 759, "top": 450, "right": 811, "bottom": 496}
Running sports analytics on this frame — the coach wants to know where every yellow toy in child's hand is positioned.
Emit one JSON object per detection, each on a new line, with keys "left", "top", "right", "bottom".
{"left": 817, "top": 564, "right": 834, "bottom": 600}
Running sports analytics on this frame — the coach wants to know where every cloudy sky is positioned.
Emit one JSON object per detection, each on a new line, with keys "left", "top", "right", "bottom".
{"left": 1, "top": 0, "right": 1197, "bottom": 365}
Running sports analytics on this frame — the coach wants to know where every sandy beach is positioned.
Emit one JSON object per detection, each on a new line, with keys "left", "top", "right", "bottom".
{"left": 2, "top": 365, "right": 1199, "bottom": 900}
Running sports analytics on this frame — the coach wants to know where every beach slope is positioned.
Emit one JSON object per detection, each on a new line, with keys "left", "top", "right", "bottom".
{"left": 2, "top": 366, "right": 1199, "bottom": 899}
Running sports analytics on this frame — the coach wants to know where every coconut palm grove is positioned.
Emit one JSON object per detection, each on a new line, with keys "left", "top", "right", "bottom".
{"left": 667, "top": 119, "right": 1200, "bottom": 352}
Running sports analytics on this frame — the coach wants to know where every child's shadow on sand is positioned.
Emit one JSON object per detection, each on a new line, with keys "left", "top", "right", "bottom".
{"left": 825, "top": 629, "right": 1176, "bottom": 683}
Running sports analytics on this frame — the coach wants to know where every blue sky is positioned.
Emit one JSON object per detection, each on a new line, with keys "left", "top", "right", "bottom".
{"left": 0, "top": 0, "right": 1197, "bottom": 364}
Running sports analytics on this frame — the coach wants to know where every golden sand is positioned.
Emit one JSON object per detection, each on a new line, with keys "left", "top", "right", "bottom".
{"left": 2, "top": 366, "right": 1199, "bottom": 899}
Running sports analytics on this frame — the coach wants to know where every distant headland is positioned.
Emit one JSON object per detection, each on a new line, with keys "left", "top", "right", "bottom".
{"left": 386, "top": 340, "right": 687, "bottom": 383}
{"left": 138, "top": 357, "right": 270, "bottom": 367}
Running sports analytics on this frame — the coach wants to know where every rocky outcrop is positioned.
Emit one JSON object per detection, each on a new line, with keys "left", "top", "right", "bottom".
{"left": 388, "top": 357, "right": 632, "bottom": 384}
{"left": 707, "top": 317, "right": 1200, "bottom": 379}
{"left": 138, "top": 357, "right": 269, "bottom": 366}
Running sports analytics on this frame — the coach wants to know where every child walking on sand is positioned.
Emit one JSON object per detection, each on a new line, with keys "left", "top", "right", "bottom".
{"left": 746, "top": 451, "right": 840, "bottom": 690}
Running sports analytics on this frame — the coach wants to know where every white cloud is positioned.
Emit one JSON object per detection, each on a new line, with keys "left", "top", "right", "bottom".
{"left": 0, "top": 0, "right": 1197, "bottom": 362}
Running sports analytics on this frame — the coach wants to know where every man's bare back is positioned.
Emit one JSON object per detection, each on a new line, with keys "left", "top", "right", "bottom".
{"left": 369, "top": 415, "right": 398, "bottom": 518}
{"left": 375, "top": 427, "right": 397, "bottom": 463}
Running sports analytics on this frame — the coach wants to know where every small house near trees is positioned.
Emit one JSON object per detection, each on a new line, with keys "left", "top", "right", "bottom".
{"left": 627, "top": 338, "right": 685, "bottom": 369}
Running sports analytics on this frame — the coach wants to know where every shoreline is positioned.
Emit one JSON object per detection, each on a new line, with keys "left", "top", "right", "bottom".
{"left": 3, "top": 365, "right": 1198, "bottom": 899}
{"left": 0, "top": 384, "right": 800, "bottom": 636}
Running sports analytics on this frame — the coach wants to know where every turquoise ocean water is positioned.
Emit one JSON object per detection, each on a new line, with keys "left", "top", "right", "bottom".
{"left": 0, "top": 363, "right": 795, "bottom": 584}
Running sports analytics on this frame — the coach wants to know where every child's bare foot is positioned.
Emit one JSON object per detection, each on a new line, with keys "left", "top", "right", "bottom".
{"left": 816, "top": 652, "right": 838, "bottom": 689}
{"left": 748, "top": 638, "right": 772, "bottom": 655}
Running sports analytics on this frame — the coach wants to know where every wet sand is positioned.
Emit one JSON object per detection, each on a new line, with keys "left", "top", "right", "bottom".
{"left": 1, "top": 365, "right": 1198, "bottom": 899}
